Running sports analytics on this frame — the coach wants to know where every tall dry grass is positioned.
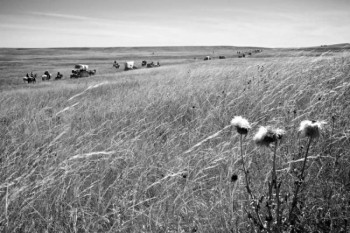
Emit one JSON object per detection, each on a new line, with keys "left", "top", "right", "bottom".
{"left": 1, "top": 51, "right": 350, "bottom": 232}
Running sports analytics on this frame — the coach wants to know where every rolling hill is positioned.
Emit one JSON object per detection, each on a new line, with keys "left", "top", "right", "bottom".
{"left": 0, "top": 46, "right": 350, "bottom": 232}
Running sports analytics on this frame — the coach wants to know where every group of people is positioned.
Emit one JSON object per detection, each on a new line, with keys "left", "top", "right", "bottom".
{"left": 23, "top": 72, "right": 37, "bottom": 83}
{"left": 24, "top": 71, "right": 63, "bottom": 82}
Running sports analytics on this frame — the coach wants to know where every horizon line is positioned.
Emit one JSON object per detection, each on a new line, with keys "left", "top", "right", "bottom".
{"left": 0, "top": 43, "right": 349, "bottom": 50}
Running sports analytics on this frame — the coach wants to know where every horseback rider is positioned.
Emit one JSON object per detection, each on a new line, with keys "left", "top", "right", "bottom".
{"left": 113, "top": 61, "right": 119, "bottom": 68}
{"left": 26, "top": 73, "right": 29, "bottom": 78}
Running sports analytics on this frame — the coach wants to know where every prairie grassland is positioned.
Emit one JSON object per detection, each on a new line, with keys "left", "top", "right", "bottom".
{"left": 1, "top": 50, "right": 350, "bottom": 232}
{"left": 0, "top": 46, "right": 262, "bottom": 90}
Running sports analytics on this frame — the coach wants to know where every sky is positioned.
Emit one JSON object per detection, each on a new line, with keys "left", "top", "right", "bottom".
{"left": 0, "top": 0, "right": 349, "bottom": 48}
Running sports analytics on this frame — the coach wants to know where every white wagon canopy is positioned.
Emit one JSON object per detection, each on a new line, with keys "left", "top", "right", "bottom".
{"left": 74, "top": 64, "right": 89, "bottom": 70}
{"left": 124, "top": 61, "right": 134, "bottom": 70}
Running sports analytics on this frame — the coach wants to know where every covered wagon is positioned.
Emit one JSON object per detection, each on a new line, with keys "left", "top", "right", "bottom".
{"left": 124, "top": 61, "right": 135, "bottom": 71}
{"left": 74, "top": 64, "right": 89, "bottom": 70}
{"left": 70, "top": 64, "right": 96, "bottom": 78}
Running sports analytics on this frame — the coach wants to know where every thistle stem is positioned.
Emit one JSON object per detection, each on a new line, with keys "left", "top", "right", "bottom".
{"left": 240, "top": 134, "right": 251, "bottom": 196}
{"left": 272, "top": 141, "right": 281, "bottom": 232}
{"left": 272, "top": 141, "right": 277, "bottom": 187}
{"left": 240, "top": 134, "right": 265, "bottom": 230}
{"left": 289, "top": 137, "right": 313, "bottom": 224}
{"left": 300, "top": 137, "right": 313, "bottom": 180}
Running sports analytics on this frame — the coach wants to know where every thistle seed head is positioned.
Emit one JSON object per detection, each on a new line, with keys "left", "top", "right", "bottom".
{"left": 299, "top": 120, "right": 326, "bottom": 139}
{"left": 231, "top": 116, "right": 251, "bottom": 135}
{"left": 253, "top": 126, "right": 285, "bottom": 147}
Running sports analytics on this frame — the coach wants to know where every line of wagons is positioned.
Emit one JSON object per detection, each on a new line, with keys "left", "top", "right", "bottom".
{"left": 23, "top": 64, "right": 97, "bottom": 83}
{"left": 113, "top": 60, "right": 160, "bottom": 70}
{"left": 23, "top": 50, "right": 263, "bottom": 84}
{"left": 201, "top": 49, "right": 263, "bottom": 60}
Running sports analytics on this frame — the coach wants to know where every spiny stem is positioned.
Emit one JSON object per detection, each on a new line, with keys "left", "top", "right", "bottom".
{"left": 272, "top": 141, "right": 281, "bottom": 232}
{"left": 300, "top": 137, "right": 313, "bottom": 180}
{"left": 240, "top": 134, "right": 264, "bottom": 230}
{"left": 5, "top": 184, "right": 8, "bottom": 231}
{"left": 272, "top": 141, "right": 278, "bottom": 187}
{"left": 289, "top": 137, "right": 313, "bottom": 223}
{"left": 240, "top": 134, "right": 251, "bottom": 196}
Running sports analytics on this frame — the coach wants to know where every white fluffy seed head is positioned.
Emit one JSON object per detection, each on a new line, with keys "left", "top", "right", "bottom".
{"left": 253, "top": 126, "right": 285, "bottom": 147}
{"left": 230, "top": 116, "right": 251, "bottom": 135}
{"left": 274, "top": 128, "right": 286, "bottom": 139}
{"left": 253, "top": 126, "right": 268, "bottom": 143}
{"left": 299, "top": 120, "right": 326, "bottom": 138}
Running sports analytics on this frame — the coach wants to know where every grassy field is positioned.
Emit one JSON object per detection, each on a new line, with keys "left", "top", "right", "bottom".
{"left": 0, "top": 46, "right": 266, "bottom": 90}
{"left": 1, "top": 45, "right": 350, "bottom": 232}
{"left": 3, "top": 45, "right": 348, "bottom": 90}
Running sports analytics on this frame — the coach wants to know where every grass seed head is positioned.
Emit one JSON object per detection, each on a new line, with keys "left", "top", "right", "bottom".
{"left": 299, "top": 120, "right": 326, "bottom": 138}
{"left": 253, "top": 126, "right": 285, "bottom": 147}
{"left": 230, "top": 116, "right": 251, "bottom": 135}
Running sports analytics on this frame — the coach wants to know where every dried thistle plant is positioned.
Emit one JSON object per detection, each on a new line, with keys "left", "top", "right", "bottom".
{"left": 253, "top": 126, "right": 285, "bottom": 147}
{"left": 231, "top": 116, "right": 251, "bottom": 135}
{"left": 299, "top": 120, "right": 327, "bottom": 139}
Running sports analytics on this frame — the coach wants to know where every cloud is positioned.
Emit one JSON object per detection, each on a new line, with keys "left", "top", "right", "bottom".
{"left": 26, "top": 11, "right": 149, "bottom": 27}
{"left": 28, "top": 11, "right": 91, "bottom": 21}
{"left": 0, "top": 23, "right": 49, "bottom": 31}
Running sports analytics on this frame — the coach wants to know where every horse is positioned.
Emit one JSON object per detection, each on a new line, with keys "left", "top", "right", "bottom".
{"left": 147, "top": 62, "right": 154, "bottom": 68}
{"left": 55, "top": 72, "right": 63, "bottom": 80}
{"left": 28, "top": 76, "right": 36, "bottom": 83}
{"left": 23, "top": 75, "right": 29, "bottom": 83}
{"left": 42, "top": 75, "right": 50, "bottom": 81}
{"left": 42, "top": 72, "right": 51, "bottom": 81}
{"left": 23, "top": 76, "right": 36, "bottom": 83}
{"left": 113, "top": 61, "right": 120, "bottom": 69}
{"left": 88, "top": 69, "right": 96, "bottom": 75}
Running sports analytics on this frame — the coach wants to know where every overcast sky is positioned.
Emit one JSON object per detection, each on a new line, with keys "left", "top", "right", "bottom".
{"left": 0, "top": 0, "right": 349, "bottom": 48}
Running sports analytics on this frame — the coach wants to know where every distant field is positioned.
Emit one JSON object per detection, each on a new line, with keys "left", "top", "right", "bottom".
{"left": 0, "top": 46, "right": 263, "bottom": 89}
{"left": 1, "top": 44, "right": 349, "bottom": 90}
{"left": 0, "top": 45, "right": 350, "bottom": 232}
